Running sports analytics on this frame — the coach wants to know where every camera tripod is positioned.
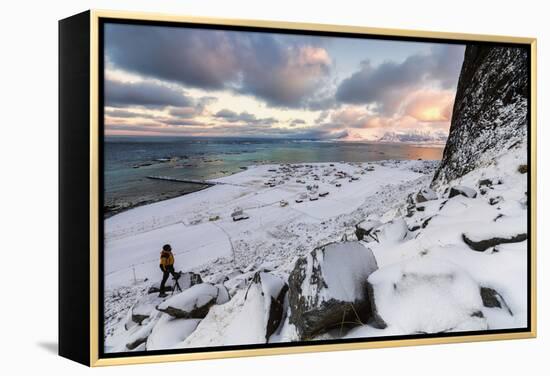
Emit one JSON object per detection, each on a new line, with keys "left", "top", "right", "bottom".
{"left": 171, "top": 272, "right": 183, "bottom": 296}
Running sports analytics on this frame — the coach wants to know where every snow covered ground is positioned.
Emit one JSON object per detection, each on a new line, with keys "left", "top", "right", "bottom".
{"left": 103, "top": 146, "right": 528, "bottom": 352}
{"left": 104, "top": 160, "right": 432, "bottom": 289}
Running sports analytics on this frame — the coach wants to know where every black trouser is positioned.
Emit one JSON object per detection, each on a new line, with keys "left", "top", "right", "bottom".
{"left": 159, "top": 265, "right": 176, "bottom": 294}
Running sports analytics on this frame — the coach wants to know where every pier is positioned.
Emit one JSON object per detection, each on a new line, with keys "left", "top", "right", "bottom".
{"left": 146, "top": 176, "right": 232, "bottom": 186}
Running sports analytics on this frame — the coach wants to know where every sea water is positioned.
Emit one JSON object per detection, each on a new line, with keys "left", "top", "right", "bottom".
{"left": 104, "top": 136, "right": 444, "bottom": 216}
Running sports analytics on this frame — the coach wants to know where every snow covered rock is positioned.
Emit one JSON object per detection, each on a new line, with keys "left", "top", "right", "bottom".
{"left": 416, "top": 188, "right": 438, "bottom": 203}
{"left": 181, "top": 273, "right": 288, "bottom": 347}
{"left": 125, "top": 312, "right": 162, "bottom": 350}
{"left": 463, "top": 232, "right": 527, "bottom": 252}
{"left": 489, "top": 196, "right": 504, "bottom": 206}
{"left": 128, "top": 294, "right": 165, "bottom": 327}
{"left": 369, "top": 217, "right": 408, "bottom": 244}
{"left": 367, "top": 258, "right": 488, "bottom": 333}
{"left": 156, "top": 283, "right": 229, "bottom": 319}
{"left": 147, "top": 272, "right": 203, "bottom": 294}
{"left": 449, "top": 185, "right": 478, "bottom": 199}
{"left": 243, "top": 271, "right": 288, "bottom": 341}
{"left": 288, "top": 242, "right": 378, "bottom": 339}
{"left": 146, "top": 316, "right": 201, "bottom": 351}
{"left": 480, "top": 287, "right": 513, "bottom": 314}
{"left": 462, "top": 216, "right": 527, "bottom": 252}
{"left": 478, "top": 178, "right": 502, "bottom": 188}
{"left": 355, "top": 219, "right": 382, "bottom": 241}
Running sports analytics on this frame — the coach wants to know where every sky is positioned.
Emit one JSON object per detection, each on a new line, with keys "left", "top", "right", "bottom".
{"left": 104, "top": 23, "right": 466, "bottom": 141}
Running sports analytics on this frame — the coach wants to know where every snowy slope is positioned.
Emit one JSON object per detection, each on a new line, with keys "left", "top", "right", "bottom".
{"left": 104, "top": 142, "right": 528, "bottom": 351}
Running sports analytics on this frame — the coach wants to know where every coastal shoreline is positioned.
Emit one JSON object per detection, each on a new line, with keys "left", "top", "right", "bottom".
{"left": 104, "top": 183, "right": 210, "bottom": 219}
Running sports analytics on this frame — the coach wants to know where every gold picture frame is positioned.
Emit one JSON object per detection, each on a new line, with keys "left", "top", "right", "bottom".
{"left": 59, "top": 9, "right": 537, "bottom": 367}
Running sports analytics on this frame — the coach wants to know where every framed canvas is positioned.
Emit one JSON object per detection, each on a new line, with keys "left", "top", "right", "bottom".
{"left": 58, "top": 10, "right": 537, "bottom": 366}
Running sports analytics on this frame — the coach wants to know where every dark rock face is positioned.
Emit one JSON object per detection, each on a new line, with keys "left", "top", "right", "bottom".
{"left": 432, "top": 45, "right": 528, "bottom": 187}
{"left": 462, "top": 232, "right": 527, "bottom": 252}
{"left": 287, "top": 242, "right": 378, "bottom": 339}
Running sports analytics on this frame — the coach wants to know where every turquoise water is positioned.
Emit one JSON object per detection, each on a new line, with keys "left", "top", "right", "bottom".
{"left": 104, "top": 136, "right": 443, "bottom": 216}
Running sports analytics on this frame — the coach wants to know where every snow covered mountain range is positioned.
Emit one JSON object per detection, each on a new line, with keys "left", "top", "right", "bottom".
{"left": 377, "top": 130, "right": 448, "bottom": 145}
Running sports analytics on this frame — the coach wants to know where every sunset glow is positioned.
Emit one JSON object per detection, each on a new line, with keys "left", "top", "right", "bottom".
{"left": 104, "top": 24, "right": 465, "bottom": 143}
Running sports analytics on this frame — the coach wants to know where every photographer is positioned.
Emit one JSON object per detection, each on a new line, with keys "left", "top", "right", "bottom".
{"left": 158, "top": 244, "right": 177, "bottom": 297}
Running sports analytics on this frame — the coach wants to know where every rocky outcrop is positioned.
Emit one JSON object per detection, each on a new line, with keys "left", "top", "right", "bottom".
{"left": 288, "top": 242, "right": 378, "bottom": 339}
{"left": 432, "top": 45, "right": 528, "bottom": 187}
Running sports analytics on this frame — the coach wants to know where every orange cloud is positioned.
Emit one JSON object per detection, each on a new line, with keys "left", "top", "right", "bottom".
{"left": 403, "top": 89, "right": 455, "bottom": 122}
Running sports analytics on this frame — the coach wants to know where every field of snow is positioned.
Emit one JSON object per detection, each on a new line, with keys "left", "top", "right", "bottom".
{"left": 103, "top": 148, "right": 528, "bottom": 353}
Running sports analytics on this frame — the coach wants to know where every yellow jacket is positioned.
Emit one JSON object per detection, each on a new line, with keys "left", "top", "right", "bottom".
{"left": 159, "top": 250, "right": 174, "bottom": 271}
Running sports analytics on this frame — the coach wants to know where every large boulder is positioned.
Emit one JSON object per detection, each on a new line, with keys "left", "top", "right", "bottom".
{"left": 367, "top": 258, "right": 488, "bottom": 333}
{"left": 288, "top": 242, "right": 378, "bottom": 339}
{"left": 156, "top": 283, "right": 229, "bottom": 319}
